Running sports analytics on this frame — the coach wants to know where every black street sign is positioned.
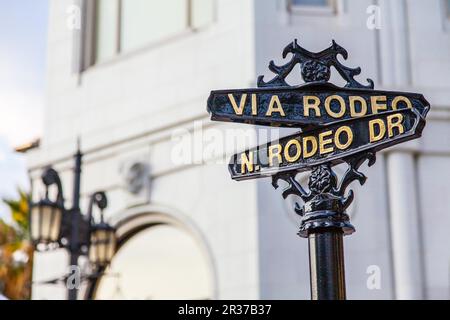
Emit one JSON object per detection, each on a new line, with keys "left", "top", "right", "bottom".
{"left": 207, "top": 38, "right": 431, "bottom": 300}
{"left": 229, "top": 108, "right": 427, "bottom": 180}
{"left": 208, "top": 82, "right": 429, "bottom": 129}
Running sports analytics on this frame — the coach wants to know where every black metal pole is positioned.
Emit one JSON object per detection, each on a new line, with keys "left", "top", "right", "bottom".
{"left": 68, "top": 147, "right": 82, "bottom": 301}
{"left": 299, "top": 207, "right": 353, "bottom": 301}
{"left": 273, "top": 161, "right": 368, "bottom": 300}
{"left": 294, "top": 164, "right": 356, "bottom": 300}
{"left": 308, "top": 229, "right": 346, "bottom": 300}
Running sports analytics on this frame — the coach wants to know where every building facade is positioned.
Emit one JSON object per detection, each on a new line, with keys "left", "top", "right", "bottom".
{"left": 26, "top": 0, "right": 450, "bottom": 299}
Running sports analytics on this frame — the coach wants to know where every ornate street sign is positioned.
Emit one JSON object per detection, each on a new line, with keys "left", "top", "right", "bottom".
{"left": 207, "top": 39, "right": 430, "bottom": 300}
{"left": 207, "top": 37, "right": 430, "bottom": 234}
{"left": 207, "top": 40, "right": 429, "bottom": 129}
{"left": 229, "top": 108, "right": 426, "bottom": 180}
{"left": 207, "top": 39, "right": 430, "bottom": 183}
{"left": 207, "top": 83, "right": 429, "bottom": 129}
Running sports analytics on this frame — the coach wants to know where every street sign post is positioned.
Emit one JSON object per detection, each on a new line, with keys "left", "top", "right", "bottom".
{"left": 207, "top": 39, "right": 430, "bottom": 300}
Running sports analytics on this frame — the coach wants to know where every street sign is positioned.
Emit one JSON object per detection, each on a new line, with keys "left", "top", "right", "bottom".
{"left": 207, "top": 39, "right": 430, "bottom": 182}
{"left": 207, "top": 38, "right": 430, "bottom": 300}
{"left": 229, "top": 108, "right": 426, "bottom": 180}
{"left": 208, "top": 82, "right": 429, "bottom": 129}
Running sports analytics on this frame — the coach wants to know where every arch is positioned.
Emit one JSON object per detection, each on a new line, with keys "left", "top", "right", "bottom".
{"left": 85, "top": 204, "right": 218, "bottom": 300}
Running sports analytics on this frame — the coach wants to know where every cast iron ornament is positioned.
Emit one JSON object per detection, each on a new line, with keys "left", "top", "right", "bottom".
{"left": 263, "top": 39, "right": 377, "bottom": 237}
{"left": 257, "top": 39, "right": 374, "bottom": 89}
{"left": 272, "top": 152, "right": 376, "bottom": 237}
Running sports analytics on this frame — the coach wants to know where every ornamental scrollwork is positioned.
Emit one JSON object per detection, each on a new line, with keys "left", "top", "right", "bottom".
{"left": 272, "top": 152, "right": 376, "bottom": 217}
{"left": 258, "top": 39, "right": 374, "bottom": 89}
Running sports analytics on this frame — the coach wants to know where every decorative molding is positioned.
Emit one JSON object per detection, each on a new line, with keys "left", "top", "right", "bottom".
{"left": 123, "top": 161, "right": 150, "bottom": 196}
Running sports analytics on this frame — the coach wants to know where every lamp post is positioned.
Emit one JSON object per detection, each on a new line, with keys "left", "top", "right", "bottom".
{"left": 30, "top": 147, "right": 116, "bottom": 300}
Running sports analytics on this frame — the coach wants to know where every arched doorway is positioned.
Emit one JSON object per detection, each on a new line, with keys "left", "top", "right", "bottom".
{"left": 86, "top": 206, "right": 216, "bottom": 300}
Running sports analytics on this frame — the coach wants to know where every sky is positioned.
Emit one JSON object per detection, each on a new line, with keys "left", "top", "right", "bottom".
{"left": 0, "top": 0, "right": 49, "bottom": 216}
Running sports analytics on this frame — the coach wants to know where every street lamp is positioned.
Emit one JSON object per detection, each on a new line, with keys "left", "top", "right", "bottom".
{"left": 30, "top": 177, "right": 63, "bottom": 245}
{"left": 30, "top": 147, "right": 116, "bottom": 300}
{"left": 87, "top": 192, "right": 116, "bottom": 267}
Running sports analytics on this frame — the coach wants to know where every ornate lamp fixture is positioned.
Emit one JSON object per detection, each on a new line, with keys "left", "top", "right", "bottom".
{"left": 87, "top": 192, "right": 116, "bottom": 267}
{"left": 30, "top": 168, "right": 64, "bottom": 245}
{"left": 30, "top": 147, "right": 117, "bottom": 300}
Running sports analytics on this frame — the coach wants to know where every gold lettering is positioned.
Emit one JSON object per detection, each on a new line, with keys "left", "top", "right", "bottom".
{"left": 303, "top": 96, "right": 321, "bottom": 117}
{"left": 392, "top": 96, "right": 412, "bottom": 110}
{"left": 349, "top": 96, "right": 368, "bottom": 117}
{"left": 266, "top": 95, "right": 285, "bottom": 116}
{"left": 369, "top": 119, "right": 386, "bottom": 142}
{"left": 371, "top": 96, "right": 387, "bottom": 114}
{"left": 241, "top": 152, "right": 254, "bottom": 174}
{"left": 325, "top": 95, "right": 346, "bottom": 118}
{"left": 335, "top": 126, "right": 353, "bottom": 150}
{"left": 303, "top": 136, "right": 318, "bottom": 159}
{"left": 284, "top": 139, "right": 302, "bottom": 163}
{"left": 268, "top": 144, "right": 282, "bottom": 166}
{"left": 319, "top": 130, "right": 334, "bottom": 155}
{"left": 251, "top": 94, "right": 257, "bottom": 115}
{"left": 387, "top": 113, "right": 404, "bottom": 137}
{"left": 228, "top": 94, "right": 247, "bottom": 115}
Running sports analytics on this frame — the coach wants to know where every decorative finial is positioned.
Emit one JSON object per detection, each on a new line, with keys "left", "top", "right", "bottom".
{"left": 257, "top": 39, "right": 374, "bottom": 89}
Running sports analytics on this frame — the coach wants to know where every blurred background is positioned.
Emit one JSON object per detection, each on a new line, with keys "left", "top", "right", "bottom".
{"left": 0, "top": 0, "right": 450, "bottom": 300}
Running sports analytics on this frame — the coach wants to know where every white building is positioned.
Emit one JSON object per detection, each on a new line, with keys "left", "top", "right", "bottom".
{"left": 25, "top": 0, "right": 450, "bottom": 299}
